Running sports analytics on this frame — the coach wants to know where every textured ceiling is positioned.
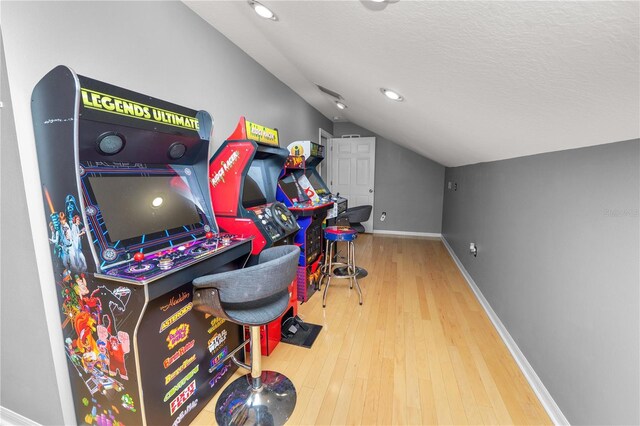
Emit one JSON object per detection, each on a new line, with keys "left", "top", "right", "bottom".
{"left": 184, "top": 1, "right": 639, "bottom": 166}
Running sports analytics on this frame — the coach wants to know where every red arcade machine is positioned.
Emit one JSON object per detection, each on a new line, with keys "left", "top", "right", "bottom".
{"left": 277, "top": 156, "right": 333, "bottom": 302}
{"left": 209, "top": 117, "right": 299, "bottom": 355}
{"left": 31, "top": 66, "right": 253, "bottom": 426}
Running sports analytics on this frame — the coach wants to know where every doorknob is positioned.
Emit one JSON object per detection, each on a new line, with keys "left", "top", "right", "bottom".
{"left": 369, "top": 189, "right": 373, "bottom": 193}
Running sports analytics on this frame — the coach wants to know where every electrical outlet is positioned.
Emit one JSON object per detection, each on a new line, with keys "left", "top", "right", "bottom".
{"left": 447, "top": 181, "right": 452, "bottom": 190}
{"left": 380, "top": 212, "right": 387, "bottom": 221}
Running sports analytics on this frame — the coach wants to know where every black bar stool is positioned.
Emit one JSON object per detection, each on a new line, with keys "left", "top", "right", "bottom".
{"left": 193, "top": 245, "right": 300, "bottom": 426}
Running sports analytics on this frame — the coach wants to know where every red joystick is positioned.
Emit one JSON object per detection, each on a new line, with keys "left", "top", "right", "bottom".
{"left": 133, "top": 252, "right": 145, "bottom": 263}
{"left": 205, "top": 232, "right": 214, "bottom": 239}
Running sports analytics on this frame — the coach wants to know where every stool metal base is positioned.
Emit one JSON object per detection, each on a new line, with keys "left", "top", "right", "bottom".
{"left": 215, "top": 370, "right": 297, "bottom": 426}
{"left": 321, "top": 237, "right": 363, "bottom": 308}
{"left": 334, "top": 266, "right": 368, "bottom": 279}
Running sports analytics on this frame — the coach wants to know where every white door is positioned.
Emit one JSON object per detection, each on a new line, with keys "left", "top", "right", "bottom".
{"left": 328, "top": 137, "right": 376, "bottom": 232}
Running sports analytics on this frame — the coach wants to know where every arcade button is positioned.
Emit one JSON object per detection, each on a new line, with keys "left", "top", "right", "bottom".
{"left": 203, "top": 233, "right": 220, "bottom": 249}
{"left": 126, "top": 263, "right": 154, "bottom": 274}
{"left": 158, "top": 257, "right": 174, "bottom": 270}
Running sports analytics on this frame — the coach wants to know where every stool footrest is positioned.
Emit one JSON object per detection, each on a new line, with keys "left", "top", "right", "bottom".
{"left": 321, "top": 237, "right": 363, "bottom": 307}
{"left": 334, "top": 266, "right": 368, "bottom": 279}
{"left": 209, "top": 337, "right": 250, "bottom": 373}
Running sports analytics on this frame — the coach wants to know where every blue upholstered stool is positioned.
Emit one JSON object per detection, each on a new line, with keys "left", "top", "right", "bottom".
{"left": 321, "top": 226, "right": 363, "bottom": 308}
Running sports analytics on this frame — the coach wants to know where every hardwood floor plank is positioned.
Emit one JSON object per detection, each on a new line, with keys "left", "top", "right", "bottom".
{"left": 314, "top": 356, "right": 349, "bottom": 424}
{"left": 343, "top": 377, "right": 366, "bottom": 425}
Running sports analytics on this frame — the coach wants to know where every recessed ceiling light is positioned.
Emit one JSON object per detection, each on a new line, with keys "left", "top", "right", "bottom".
{"left": 371, "top": 0, "right": 386, "bottom": 2}
{"left": 335, "top": 101, "right": 347, "bottom": 110}
{"left": 380, "top": 88, "right": 403, "bottom": 101}
{"left": 248, "top": 1, "right": 277, "bottom": 20}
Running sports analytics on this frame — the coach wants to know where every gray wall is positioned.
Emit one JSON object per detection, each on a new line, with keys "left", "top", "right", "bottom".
{"left": 442, "top": 140, "right": 640, "bottom": 425}
{"left": 1, "top": 1, "right": 332, "bottom": 153}
{"left": 1, "top": 35, "right": 66, "bottom": 425}
{"left": 1, "top": 1, "right": 331, "bottom": 423}
{"left": 334, "top": 122, "right": 444, "bottom": 233}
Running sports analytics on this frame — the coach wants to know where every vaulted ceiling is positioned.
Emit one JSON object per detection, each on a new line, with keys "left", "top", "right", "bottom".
{"left": 184, "top": 1, "right": 639, "bottom": 167}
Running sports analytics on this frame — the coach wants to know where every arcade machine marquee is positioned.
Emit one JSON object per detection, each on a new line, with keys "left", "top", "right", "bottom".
{"left": 31, "top": 66, "right": 253, "bottom": 426}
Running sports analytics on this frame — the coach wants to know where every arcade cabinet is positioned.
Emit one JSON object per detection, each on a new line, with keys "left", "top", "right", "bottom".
{"left": 288, "top": 140, "right": 348, "bottom": 222}
{"left": 209, "top": 117, "right": 299, "bottom": 355}
{"left": 277, "top": 155, "right": 334, "bottom": 302}
{"left": 31, "top": 66, "right": 252, "bottom": 426}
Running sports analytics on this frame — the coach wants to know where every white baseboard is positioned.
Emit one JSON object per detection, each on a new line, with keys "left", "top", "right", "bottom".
{"left": 372, "top": 229, "right": 442, "bottom": 238}
{"left": 0, "top": 407, "right": 40, "bottom": 426}
{"left": 440, "top": 237, "right": 569, "bottom": 426}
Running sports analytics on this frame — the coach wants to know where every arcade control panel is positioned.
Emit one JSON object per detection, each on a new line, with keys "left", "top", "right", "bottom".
{"left": 287, "top": 199, "right": 334, "bottom": 216}
{"left": 323, "top": 195, "right": 348, "bottom": 219}
{"left": 246, "top": 202, "right": 298, "bottom": 242}
{"left": 97, "top": 233, "right": 248, "bottom": 284}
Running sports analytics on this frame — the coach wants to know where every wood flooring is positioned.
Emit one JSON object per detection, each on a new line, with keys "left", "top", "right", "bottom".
{"left": 193, "top": 234, "right": 551, "bottom": 425}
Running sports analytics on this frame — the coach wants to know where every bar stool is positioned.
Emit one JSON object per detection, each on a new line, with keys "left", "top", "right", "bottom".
{"left": 321, "top": 226, "right": 363, "bottom": 308}
{"left": 192, "top": 245, "right": 300, "bottom": 426}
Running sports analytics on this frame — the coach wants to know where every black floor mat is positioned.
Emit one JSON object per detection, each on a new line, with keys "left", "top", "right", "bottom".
{"left": 281, "top": 323, "right": 322, "bottom": 349}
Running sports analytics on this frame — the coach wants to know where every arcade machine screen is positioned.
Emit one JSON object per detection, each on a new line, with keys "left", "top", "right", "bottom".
{"left": 305, "top": 170, "right": 329, "bottom": 197}
{"left": 278, "top": 174, "right": 308, "bottom": 204}
{"left": 242, "top": 175, "right": 268, "bottom": 209}
{"left": 87, "top": 174, "right": 203, "bottom": 244}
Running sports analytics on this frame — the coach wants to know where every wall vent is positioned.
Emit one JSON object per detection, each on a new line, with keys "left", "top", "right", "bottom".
{"left": 315, "top": 84, "right": 343, "bottom": 100}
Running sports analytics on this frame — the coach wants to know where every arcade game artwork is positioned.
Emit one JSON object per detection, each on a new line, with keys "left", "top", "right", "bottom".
{"left": 208, "top": 116, "right": 299, "bottom": 355}
{"left": 277, "top": 155, "right": 334, "bottom": 302}
{"left": 31, "top": 66, "right": 252, "bottom": 426}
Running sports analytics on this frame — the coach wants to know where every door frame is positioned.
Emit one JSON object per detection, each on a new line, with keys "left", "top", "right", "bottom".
{"left": 318, "top": 127, "right": 332, "bottom": 181}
